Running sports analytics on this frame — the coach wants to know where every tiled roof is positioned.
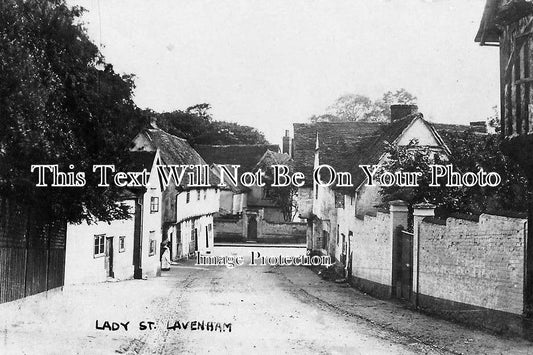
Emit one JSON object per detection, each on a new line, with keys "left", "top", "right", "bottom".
{"left": 430, "top": 122, "right": 486, "bottom": 151}
{"left": 348, "top": 114, "right": 422, "bottom": 190}
{"left": 293, "top": 121, "right": 386, "bottom": 187}
{"left": 195, "top": 144, "right": 280, "bottom": 172}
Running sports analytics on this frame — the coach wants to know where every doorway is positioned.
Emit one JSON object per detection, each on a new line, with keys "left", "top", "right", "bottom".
{"left": 247, "top": 215, "right": 257, "bottom": 241}
{"left": 105, "top": 237, "right": 114, "bottom": 278}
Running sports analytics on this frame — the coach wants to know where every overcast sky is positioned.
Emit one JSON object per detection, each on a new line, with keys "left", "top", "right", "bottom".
{"left": 68, "top": 0, "right": 498, "bottom": 145}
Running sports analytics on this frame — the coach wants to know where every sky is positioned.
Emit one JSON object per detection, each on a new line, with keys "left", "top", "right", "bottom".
{"left": 68, "top": 0, "right": 498, "bottom": 145}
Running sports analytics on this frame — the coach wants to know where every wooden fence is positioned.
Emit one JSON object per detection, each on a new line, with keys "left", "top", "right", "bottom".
{"left": 0, "top": 197, "right": 66, "bottom": 304}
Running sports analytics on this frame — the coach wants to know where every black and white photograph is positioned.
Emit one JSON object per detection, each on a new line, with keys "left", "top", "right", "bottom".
{"left": 2, "top": 0, "right": 533, "bottom": 353}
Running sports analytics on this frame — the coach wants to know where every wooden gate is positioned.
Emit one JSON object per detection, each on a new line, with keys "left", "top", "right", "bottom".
{"left": 392, "top": 227, "right": 413, "bottom": 301}
{"left": 0, "top": 197, "right": 66, "bottom": 304}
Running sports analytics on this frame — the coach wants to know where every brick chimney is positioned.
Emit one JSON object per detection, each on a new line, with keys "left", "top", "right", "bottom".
{"left": 282, "top": 130, "right": 292, "bottom": 157}
{"left": 390, "top": 104, "right": 418, "bottom": 122}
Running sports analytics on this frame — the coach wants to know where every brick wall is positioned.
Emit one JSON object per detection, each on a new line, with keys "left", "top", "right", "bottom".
{"left": 214, "top": 217, "right": 244, "bottom": 242}
{"left": 418, "top": 214, "right": 526, "bottom": 315}
{"left": 214, "top": 217, "right": 306, "bottom": 243}
{"left": 262, "top": 221, "right": 306, "bottom": 241}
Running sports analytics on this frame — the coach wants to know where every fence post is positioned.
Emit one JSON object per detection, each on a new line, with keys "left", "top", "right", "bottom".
{"left": 412, "top": 203, "right": 436, "bottom": 307}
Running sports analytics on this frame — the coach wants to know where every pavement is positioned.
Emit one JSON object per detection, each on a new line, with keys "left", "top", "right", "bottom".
{"left": 1, "top": 245, "right": 532, "bottom": 354}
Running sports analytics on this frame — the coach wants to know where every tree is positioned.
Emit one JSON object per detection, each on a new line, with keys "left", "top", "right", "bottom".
{"left": 377, "top": 89, "right": 417, "bottom": 120}
{"left": 486, "top": 105, "right": 501, "bottom": 133}
{"left": 154, "top": 105, "right": 268, "bottom": 145}
{"left": 326, "top": 94, "right": 386, "bottom": 122}
{"left": 0, "top": 0, "right": 146, "bottom": 223}
{"left": 269, "top": 184, "right": 298, "bottom": 222}
{"left": 379, "top": 133, "right": 528, "bottom": 216}
{"left": 312, "top": 89, "right": 417, "bottom": 122}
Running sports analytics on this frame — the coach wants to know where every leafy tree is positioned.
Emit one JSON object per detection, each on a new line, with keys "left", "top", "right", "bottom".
{"left": 486, "top": 105, "right": 501, "bottom": 133}
{"left": 377, "top": 89, "right": 417, "bottom": 120}
{"left": 326, "top": 94, "right": 385, "bottom": 122}
{"left": 313, "top": 89, "right": 417, "bottom": 122}
{"left": 308, "top": 114, "right": 339, "bottom": 123}
{"left": 379, "top": 132, "right": 528, "bottom": 216}
{"left": 0, "top": 0, "right": 146, "bottom": 223}
{"left": 154, "top": 105, "right": 268, "bottom": 145}
{"left": 269, "top": 184, "right": 298, "bottom": 222}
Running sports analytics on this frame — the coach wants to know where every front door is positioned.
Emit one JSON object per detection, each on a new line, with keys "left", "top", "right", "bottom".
{"left": 248, "top": 215, "right": 257, "bottom": 240}
{"left": 105, "top": 237, "right": 114, "bottom": 278}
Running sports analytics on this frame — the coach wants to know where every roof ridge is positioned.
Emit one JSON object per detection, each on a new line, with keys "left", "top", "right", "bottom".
{"left": 147, "top": 127, "right": 188, "bottom": 142}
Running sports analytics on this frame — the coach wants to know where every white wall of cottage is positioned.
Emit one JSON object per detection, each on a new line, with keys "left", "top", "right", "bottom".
{"left": 176, "top": 187, "right": 219, "bottom": 222}
{"left": 141, "top": 181, "right": 163, "bottom": 278}
{"left": 65, "top": 200, "right": 136, "bottom": 285}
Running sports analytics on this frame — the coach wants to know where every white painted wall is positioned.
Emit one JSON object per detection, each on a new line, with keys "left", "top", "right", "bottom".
{"left": 176, "top": 187, "right": 219, "bottom": 222}
{"left": 396, "top": 118, "right": 440, "bottom": 146}
{"left": 140, "top": 160, "right": 163, "bottom": 278}
{"left": 65, "top": 200, "right": 135, "bottom": 285}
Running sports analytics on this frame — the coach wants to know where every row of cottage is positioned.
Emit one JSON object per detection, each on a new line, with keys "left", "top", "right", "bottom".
{"left": 64, "top": 121, "right": 295, "bottom": 284}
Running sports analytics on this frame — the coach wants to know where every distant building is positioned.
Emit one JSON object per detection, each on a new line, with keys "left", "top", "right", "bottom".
{"left": 195, "top": 144, "right": 279, "bottom": 217}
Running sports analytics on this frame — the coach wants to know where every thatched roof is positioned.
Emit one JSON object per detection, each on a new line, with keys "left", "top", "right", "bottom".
{"left": 132, "top": 127, "right": 217, "bottom": 188}
{"left": 139, "top": 128, "right": 206, "bottom": 166}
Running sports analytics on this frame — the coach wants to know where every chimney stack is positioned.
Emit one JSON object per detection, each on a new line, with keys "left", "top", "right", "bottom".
{"left": 282, "top": 130, "right": 292, "bottom": 157}
{"left": 390, "top": 104, "right": 418, "bottom": 122}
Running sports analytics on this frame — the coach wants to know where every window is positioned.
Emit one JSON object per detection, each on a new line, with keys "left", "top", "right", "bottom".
{"left": 149, "top": 231, "right": 156, "bottom": 256}
{"left": 203, "top": 188, "right": 207, "bottom": 200}
{"left": 186, "top": 191, "right": 190, "bottom": 203}
{"left": 150, "top": 197, "right": 159, "bottom": 213}
{"left": 197, "top": 189, "right": 201, "bottom": 200}
{"left": 334, "top": 192, "right": 344, "bottom": 208}
{"left": 315, "top": 184, "right": 318, "bottom": 200}
{"left": 119, "top": 236, "right": 125, "bottom": 253}
{"left": 94, "top": 235, "right": 105, "bottom": 257}
{"left": 336, "top": 225, "right": 340, "bottom": 244}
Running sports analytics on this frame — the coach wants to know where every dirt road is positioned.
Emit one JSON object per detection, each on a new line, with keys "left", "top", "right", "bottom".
{"left": 1, "top": 246, "right": 532, "bottom": 354}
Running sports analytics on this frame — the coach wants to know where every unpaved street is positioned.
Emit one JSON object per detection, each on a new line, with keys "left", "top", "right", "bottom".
{"left": 1, "top": 246, "right": 532, "bottom": 354}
